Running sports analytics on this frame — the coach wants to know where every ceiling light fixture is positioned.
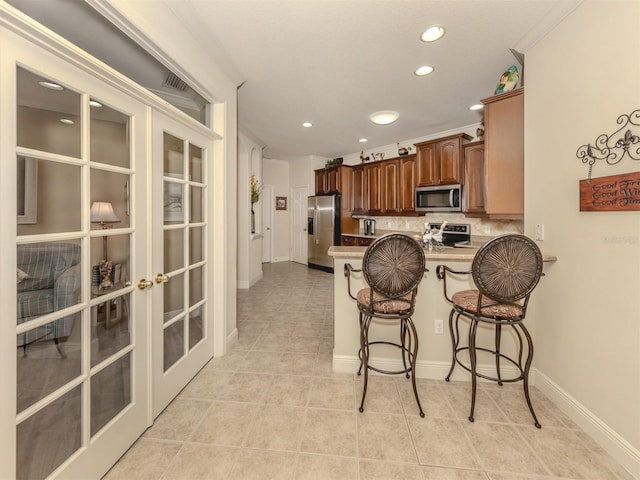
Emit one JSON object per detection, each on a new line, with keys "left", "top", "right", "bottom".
{"left": 38, "top": 81, "right": 64, "bottom": 91}
{"left": 421, "top": 25, "right": 445, "bottom": 42}
{"left": 302, "top": 122, "right": 313, "bottom": 128}
{"left": 359, "top": 138, "right": 368, "bottom": 143}
{"left": 369, "top": 111, "right": 399, "bottom": 126}
{"left": 89, "top": 100, "right": 103, "bottom": 107}
{"left": 59, "top": 118, "right": 75, "bottom": 124}
{"left": 415, "top": 65, "right": 435, "bottom": 76}
{"left": 469, "top": 104, "right": 484, "bottom": 111}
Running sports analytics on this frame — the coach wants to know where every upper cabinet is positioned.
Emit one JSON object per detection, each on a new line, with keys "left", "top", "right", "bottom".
{"left": 462, "top": 141, "right": 485, "bottom": 214}
{"left": 314, "top": 165, "right": 358, "bottom": 231}
{"left": 351, "top": 164, "right": 365, "bottom": 214}
{"left": 415, "top": 133, "right": 472, "bottom": 186}
{"left": 481, "top": 88, "right": 524, "bottom": 218}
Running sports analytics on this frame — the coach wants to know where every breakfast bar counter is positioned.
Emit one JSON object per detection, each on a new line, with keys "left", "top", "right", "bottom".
{"left": 328, "top": 244, "right": 557, "bottom": 379}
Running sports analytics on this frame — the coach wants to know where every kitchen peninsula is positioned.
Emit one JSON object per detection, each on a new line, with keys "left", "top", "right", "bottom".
{"left": 328, "top": 244, "right": 557, "bottom": 380}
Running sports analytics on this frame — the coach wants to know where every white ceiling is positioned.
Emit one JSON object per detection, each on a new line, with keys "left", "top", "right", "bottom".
{"left": 8, "top": 0, "right": 581, "bottom": 161}
{"left": 173, "top": 0, "right": 580, "bottom": 160}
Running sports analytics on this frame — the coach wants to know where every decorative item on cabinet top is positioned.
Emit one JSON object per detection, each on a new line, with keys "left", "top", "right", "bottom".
{"left": 494, "top": 65, "right": 519, "bottom": 94}
{"left": 325, "top": 157, "right": 343, "bottom": 168}
{"left": 397, "top": 142, "right": 413, "bottom": 156}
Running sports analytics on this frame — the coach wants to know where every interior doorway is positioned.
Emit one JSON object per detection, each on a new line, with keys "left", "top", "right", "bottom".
{"left": 262, "top": 185, "right": 274, "bottom": 263}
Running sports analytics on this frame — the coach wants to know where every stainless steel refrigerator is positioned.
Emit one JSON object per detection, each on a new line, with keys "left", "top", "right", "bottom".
{"left": 307, "top": 194, "right": 341, "bottom": 272}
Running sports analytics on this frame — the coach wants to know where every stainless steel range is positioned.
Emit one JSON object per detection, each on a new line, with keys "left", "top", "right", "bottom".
{"left": 426, "top": 223, "right": 471, "bottom": 246}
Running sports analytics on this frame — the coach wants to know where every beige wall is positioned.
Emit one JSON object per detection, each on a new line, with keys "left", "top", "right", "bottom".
{"left": 525, "top": 0, "right": 640, "bottom": 454}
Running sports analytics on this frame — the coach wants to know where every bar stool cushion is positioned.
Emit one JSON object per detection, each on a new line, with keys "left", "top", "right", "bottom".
{"left": 356, "top": 287, "right": 413, "bottom": 314}
{"left": 452, "top": 289, "right": 523, "bottom": 318}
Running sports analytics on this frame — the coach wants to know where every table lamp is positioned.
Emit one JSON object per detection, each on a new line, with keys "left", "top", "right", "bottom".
{"left": 91, "top": 201, "right": 119, "bottom": 261}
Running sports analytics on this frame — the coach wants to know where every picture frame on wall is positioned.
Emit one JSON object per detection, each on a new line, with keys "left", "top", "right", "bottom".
{"left": 163, "top": 174, "right": 184, "bottom": 222}
{"left": 276, "top": 196, "right": 287, "bottom": 211}
{"left": 17, "top": 156, "right": 37, "bottom": 224}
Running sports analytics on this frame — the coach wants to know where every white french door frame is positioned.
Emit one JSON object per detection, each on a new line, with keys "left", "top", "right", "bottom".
{"left": 0, "top": 26, "right": 151, "bottom": 479}
{"left": 151, "top": 111, "right": 216, "bottom": 418}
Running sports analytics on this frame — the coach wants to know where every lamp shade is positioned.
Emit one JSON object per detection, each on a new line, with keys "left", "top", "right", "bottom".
{"left": 90, "top": 202, "right": 119, "bottom": 223}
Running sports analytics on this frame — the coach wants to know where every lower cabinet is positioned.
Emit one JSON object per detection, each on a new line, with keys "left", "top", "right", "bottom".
{"left": 341, "top": 235, "right": 374, "bottom": 247}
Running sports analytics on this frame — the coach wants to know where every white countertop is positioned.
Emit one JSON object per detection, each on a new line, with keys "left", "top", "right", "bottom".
{"left": 328, "top": 245, "right": 557, "bottom": 263}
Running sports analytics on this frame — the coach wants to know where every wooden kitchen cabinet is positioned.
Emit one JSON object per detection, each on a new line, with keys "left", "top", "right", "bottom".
{"left": 365, "top": 162, "right": 383, "bottom": 214}
{"left": 351, "top": 164, "right": 365, "bottom": 214}
{"left": 462, "top": 141, "right": 485, "bottom": 214}
{"left": 415, "top": 133, "right": 472, "bottom": 186}
{"left": 341, "top": 235, "right": 374, "bottom": 247}
{"left": 382, "top": 159, "right": 400, "bottom": 213}
{"left": 314, "top": 165, "right": 358, "bottom": 232}
{"left": 399, "top": 155, "right": 416, "bottom": 213}
{"left": 481, "top": 88, "right": 524, "bottom": 218}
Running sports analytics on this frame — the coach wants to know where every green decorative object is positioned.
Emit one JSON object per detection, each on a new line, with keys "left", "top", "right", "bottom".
{"left": 495, "top": 65, "right": 519, "bottom": 94}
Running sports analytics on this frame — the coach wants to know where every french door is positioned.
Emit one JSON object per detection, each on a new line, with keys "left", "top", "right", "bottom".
{"left": 151, "top": 111, "right": 213, "bottom": 417}
{"left": 1, "top": 31, "right": 150, "bottom": 479}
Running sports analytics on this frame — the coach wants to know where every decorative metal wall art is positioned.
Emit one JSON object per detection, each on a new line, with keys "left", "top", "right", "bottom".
{"left": 576, "top": 109, "right": 640, "bottom": 182}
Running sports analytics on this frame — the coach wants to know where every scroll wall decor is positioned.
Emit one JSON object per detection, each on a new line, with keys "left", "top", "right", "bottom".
{"left": 577, "top": 109, "right": 640, "bottom": 211}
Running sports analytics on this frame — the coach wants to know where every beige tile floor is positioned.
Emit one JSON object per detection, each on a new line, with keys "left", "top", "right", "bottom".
{"left": 105, "top": 262, "right": 634, "bottom": 480}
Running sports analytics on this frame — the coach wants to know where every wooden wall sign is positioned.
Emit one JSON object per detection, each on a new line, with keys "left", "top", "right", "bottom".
{"left": 580, "top": 171, "right": 640, "bottom": 211}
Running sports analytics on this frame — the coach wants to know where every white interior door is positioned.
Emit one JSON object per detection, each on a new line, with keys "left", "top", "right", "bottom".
{"left": 152, "top": 111, "right": 213, "bottom": 417}
{"left": 2, "top": 33, "right": 150, "bottom": 479}
{"left": 262, "top": 184, "right": 274, "bottom": 262}
{"left": 291, "top": 186, "right": 309, "bottom": 264}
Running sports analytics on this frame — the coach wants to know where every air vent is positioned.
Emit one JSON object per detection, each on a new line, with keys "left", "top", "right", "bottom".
{"left": 163, "top": 72, "right": 188, "bottom": 92}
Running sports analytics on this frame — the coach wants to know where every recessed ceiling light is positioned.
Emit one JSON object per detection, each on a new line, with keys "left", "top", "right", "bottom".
{"left": 89, "top": 100, "right": 103, "bottom": 107}
{"left": 469, "top": 104, "right": 484, "bottom": 111}
{"left": 359, "top": 138, "right": 368, "bottom": 143}
{"left": 369, "top": 111, "right": 399, "bottom": 126}
{"left": 302, "top": 122, "right": 313, "bottom": 128}
{"left": 421, "top": 25, "right": 445, "bottom": 42}
{"left": 59, "top": 118, "right": 75, "bottom": 124}
{"left": 38, "top": 81, "right": 64, "bottom": 91}
{"left": 415, "top": 65, "right": 435, "bottom": 76}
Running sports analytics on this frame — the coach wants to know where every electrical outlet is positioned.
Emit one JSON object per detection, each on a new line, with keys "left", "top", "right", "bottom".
{"left": 434, "top": 319, "right": 444, "bottom": 335}
{"left": 535, "top": 224, "right": 545, "bottom": 241}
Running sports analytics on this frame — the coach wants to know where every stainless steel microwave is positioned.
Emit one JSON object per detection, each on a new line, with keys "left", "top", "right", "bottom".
{"left": 415, "top": 184, "right": 462, "bottom": 213}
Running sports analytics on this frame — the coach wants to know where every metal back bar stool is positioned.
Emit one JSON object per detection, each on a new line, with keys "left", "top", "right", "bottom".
{"left": 345, "top": 233, "right": 427, "bottom": 417}
{"left": 436, "top": 234, "right": 544, "bottom": 427}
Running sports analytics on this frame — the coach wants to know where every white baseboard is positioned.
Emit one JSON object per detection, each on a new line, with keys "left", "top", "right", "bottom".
{"left": 272, "top": 256, "right": 290, "bottom": 263}
{"left": 535, "top": 370, "right": 640, "bottom": 479}
{"left": 332, "top": 355, "right": 521, "bottom": 383}
{"left": 237, "top": 280, "right": 250, "bottom": 289}
{"left": 226, "top": 327, "right": 238, "bottom": 349}
{"left": 333, "top": 354, "right": 639, "bottom": 479}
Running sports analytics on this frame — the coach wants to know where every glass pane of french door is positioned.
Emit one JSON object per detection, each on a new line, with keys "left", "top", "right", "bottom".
{"left": 153, "top": 113, "right": 211, "bottom": 417}
{"left": 13, "top": 63, "right": 148, "bottom": 480}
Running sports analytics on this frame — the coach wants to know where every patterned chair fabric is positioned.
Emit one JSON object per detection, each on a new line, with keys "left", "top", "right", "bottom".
{"left": 17, "top": 242, "right": 81, "bottom": 345}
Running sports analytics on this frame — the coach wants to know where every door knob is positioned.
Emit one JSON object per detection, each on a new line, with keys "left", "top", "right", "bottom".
{"left": 137, "top": 279, "right": 154, "bottom": 290}
{"left": 155, "top": 273, "right": 170, "bottom": 284}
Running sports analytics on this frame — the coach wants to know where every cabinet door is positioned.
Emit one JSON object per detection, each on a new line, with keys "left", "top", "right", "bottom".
{"left": 439, "top": 137, "right": 463, "bottom": 184}
{"left": 416, "top": 143, "right": 438, "bottom": 186}
{"left": 351, "top": 165, "right": 365, "bottom": 214}
{"left": 399, "top": 155, "right": 416, "bottom": 213}
{"left": 382, "top": 159, "right": 399, "bottom": 213}
{"left": 365, "top": 162, "right": 383, "bottom": 214}
{"left": 315, "top": 170, "right": 326, "bottom": 194}
{"left": 463, "top": 142, "right": 485, "bottom": 214}
{"left": 341, "top": 235, "right": 356, "bottom": 246}
{"left": 326, "top": 167, "right": 339, "bottom": 193}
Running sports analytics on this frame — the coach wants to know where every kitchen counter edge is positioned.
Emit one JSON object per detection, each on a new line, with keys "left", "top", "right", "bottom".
{"left": 328, "top": 246, "right": 557, "bottom": 263}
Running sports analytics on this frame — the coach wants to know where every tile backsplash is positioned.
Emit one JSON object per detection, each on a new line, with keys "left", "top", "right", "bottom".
{"left": 361, "top": 214, "right": 523, "bottom": 237}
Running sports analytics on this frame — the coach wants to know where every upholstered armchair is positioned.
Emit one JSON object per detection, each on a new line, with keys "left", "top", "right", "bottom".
{"left": 16, "top": 242, "right": 81, "bottom": 350}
